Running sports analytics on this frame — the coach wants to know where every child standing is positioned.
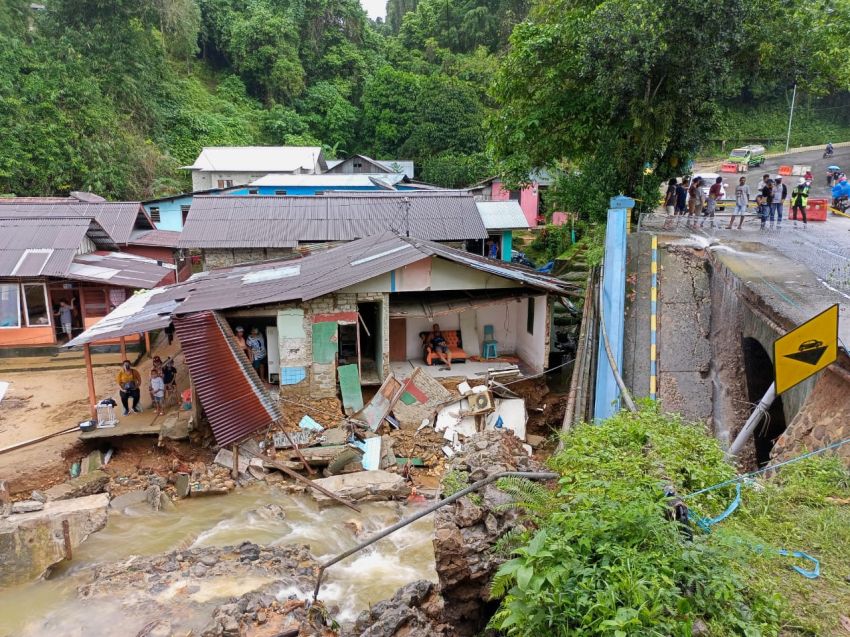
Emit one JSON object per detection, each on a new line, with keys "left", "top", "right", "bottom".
{"left": 150, "top": 370, "right": 165, "bottom": 416}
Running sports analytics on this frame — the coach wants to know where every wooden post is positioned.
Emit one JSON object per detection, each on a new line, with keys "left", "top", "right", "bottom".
{"left": 62, "top": 519, "right": 72, "bottom": 560}
{"left": 83, "top": 343, "right": 97, "bottom": 419}
{"left": 119, "top": 336, "right": 126, "bottom": 361}
{"left": 231, "top": 443, "right": 239, "bottom": 479}
{"left": 144, "top": 331, "right": 151, "bottom": 358}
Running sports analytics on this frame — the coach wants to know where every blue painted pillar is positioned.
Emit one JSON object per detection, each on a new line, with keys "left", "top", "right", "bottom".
{"left": 593, "top": 195, "right": 634, "bottom": 421}
{"left": 501, "top": 232, "right": 512, "bottom": 262}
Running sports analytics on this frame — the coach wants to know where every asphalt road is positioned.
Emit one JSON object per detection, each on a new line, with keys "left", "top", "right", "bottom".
{"left": 758, "top": 145, "right": 850, "bottom": 199}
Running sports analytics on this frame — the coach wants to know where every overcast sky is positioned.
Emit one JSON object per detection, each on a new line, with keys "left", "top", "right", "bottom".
{"left": 360, "top": 0, "right": 386, "bottom": 20}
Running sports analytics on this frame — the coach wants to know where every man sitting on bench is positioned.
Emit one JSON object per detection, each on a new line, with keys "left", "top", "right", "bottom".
{"left": 429, "top": 324, "right": 452, "bottom": 370}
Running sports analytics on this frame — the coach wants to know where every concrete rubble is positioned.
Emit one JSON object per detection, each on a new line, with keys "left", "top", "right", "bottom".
{"left": 308, "top": 470, "right": 411, "bottom": 508}
{"left": 0, "top": 493, "right": 109, "bottom": 586}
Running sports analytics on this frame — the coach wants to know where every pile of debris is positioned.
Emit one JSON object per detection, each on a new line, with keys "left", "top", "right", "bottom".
{"left": 205, "top": 368, "right": 544, "bottom": 509}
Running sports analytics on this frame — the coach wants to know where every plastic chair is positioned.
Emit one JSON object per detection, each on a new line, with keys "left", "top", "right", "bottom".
{"left": 482, "top": 324, "right": 498, "bottom": 359}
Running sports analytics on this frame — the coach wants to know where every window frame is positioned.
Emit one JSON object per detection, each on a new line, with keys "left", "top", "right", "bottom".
{"left": 149, "top": 206, "right": 161, "bottom": 223}
{"left": 22, "top": 282, "right": 51, "bottom": 327}
{"left": 274, "top": 190, "right": 288, "bottom": 196}
{"left": 0, "top": 283, "right": 21, "bottom": 329}
{"left": 526, "top": 297, "right": 535, "bottom": 335}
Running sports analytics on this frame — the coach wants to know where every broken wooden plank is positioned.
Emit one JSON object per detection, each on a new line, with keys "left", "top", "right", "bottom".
{"left": 262, "top": 456, "right": 361, "bottom": 513}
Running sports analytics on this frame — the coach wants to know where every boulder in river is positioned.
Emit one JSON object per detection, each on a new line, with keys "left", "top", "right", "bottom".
{"left": 0, "top": 493, "right": 109, "bottom": 585}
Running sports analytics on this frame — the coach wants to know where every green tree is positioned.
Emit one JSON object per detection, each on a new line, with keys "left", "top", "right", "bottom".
{"left": 420, "top": 151, "right": 491, "bottom": 187}
{"left": 298, "top": 81, "right": 358, "bottom": 150}
{"left": 401, "top": 75, "right": 484, "bottom": 160}
{"left": 359, "top": 66, "right": 422, "bottom": 157}
{"left": 489, "top": 0, "right": 749, "bottom": 219}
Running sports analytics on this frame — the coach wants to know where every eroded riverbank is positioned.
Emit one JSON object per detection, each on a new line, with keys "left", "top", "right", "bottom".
{"left": 0, "top": 485, "right": 436, "bottom": 636}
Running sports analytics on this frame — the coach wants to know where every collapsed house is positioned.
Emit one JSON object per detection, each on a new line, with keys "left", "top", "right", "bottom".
{"left": 67, "top": 233, "right": 578, "bottom": 442}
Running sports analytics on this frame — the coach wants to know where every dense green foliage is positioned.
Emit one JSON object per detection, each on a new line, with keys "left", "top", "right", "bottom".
{"left": 0, "top": 0, "right": 499, "bottom": 198}
{"left": 489, "top": 0, "right": 850, "bottom": 221}
{"left": 488, "top": 408, "right": 850, "bottom": 635}
{"left": 2, "top": 0, "right": 849, "bottom": 214}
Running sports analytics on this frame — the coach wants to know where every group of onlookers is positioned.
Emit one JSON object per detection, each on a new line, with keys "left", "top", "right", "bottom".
{"left": 663, "top": 172, "right": 812, "bottom": 230}
{"left": 115, "top": 355, "right": 177, "bottom": 417}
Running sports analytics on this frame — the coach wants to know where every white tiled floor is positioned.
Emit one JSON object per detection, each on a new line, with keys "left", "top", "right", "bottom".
{"left": 390, "top": 359, "right": 526, "bottom": 380}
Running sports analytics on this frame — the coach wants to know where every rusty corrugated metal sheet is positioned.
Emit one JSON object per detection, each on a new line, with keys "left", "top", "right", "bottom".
{"left": 175, "top": 311, "right": 282, "bottom": 447}
{"left": 178, "top": 192, "right": 487, "bottom": 248}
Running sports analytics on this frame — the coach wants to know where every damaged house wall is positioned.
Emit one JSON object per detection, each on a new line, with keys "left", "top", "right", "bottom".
{"left": 515, "top": 295, "right": 548, "bottom": 373}
{"left": 256, "top": 291, "right": 390, "bottom": 399}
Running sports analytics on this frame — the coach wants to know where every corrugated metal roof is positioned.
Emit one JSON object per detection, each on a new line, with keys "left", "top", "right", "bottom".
{"left": 69, "top": 252, "right": 175, "bottom": 288}
{"left": 249, "top": 173, "right": 407, "bottom": 187}
{"left": 179, "top": 192, "right": 487, "bottom": 248}
{"left": 0, "top": 217, "right": 115, "bottom": 277}
{"left": 174, "top": 311, "right": 282, "bottom": 447}
{"left": 183, "top": 146, "right": 324, "bottom": 173}
{"left": 0, "top": 201, "right": 152, "bottom": 244}
{"left": 67, "top": 231, "right": 580, "bottom": 347}
{"left": 476, "top": 201, "right": 530, "bottom": 230}
{"left": 128, "top": 229, "right": 181, "bottom": 248}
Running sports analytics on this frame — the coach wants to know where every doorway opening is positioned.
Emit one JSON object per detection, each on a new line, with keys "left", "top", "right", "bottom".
{"left": 339, "top": 303, "right": 381, "bottom": 384}
{"left": 742, "top": 337, "right": 787, "bottom": 466}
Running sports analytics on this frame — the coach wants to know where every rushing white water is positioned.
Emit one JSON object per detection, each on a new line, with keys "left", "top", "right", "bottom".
{"left": 0, "top": 485, "right": 437, "bottom": 636}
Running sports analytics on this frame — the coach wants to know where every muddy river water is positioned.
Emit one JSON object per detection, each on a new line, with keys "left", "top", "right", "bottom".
{"left": 0, "top": 485, "right": 436, "bottom": 636}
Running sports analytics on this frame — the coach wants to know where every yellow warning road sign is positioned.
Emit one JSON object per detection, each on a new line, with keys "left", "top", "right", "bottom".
{"left": 774, "top": 304, "right": 839, "bottom": 394}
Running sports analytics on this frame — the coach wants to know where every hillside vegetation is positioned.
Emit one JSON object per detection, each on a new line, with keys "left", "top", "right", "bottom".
{"left": 1, "top": 0, "right": 848, "bottom": 215}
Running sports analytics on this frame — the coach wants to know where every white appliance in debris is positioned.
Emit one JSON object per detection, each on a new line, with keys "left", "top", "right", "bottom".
{"left": 266, "top": 326, "right": 280, "bottom": 384}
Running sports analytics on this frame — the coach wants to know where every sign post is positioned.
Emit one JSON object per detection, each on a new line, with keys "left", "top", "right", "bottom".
{"left": 726, "top": 304, "right": 839, "bottom": 460}
{"left": 773, "top": 304, "right": 839, "bottom": 395}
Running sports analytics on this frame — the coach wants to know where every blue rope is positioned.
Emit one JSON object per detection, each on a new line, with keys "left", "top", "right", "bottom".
{"left": 683, "top": 434, "right": 850, "bottom": 499}
{"left": 691, "top": 482, "right": 742, "bottom": 532}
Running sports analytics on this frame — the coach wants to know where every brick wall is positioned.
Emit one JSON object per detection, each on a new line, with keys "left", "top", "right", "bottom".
{"left": 275, "top": 291, "right": 390, "bottom": 402}
{"left": 202, "top": 248, "right": 294, "bottom": 270}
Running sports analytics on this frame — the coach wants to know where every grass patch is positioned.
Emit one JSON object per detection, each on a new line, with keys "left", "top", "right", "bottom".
{"left": 488, "top": 407, "right": 850, "bottom": 636}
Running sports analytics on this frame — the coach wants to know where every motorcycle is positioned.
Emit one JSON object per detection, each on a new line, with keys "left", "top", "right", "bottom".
{"left": 834, "top": 195, "right": 850, "bottom": 214}
{"left": 510, "top": 250, "right": 536, "bottom": 268}
{"left": 824, "top": 147, "right": 835, "bottom": 159}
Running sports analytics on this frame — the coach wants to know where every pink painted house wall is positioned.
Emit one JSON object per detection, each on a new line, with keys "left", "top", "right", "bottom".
{"left": 490, "top": 180, "right": 540, "bottom": 227}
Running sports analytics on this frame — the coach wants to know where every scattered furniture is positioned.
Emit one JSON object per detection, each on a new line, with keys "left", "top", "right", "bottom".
{"left": 482, "top": 324, "right": 498, "bottom": 359}
{"left": 420, "top": 330, "right": 468, "bottom": 365}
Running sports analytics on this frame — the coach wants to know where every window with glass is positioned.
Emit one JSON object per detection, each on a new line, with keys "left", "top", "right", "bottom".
{"left": 0, "top": 284, "right": 20, "bottom": 328}
{"left": 22, "top": 283, "right": 50, "bottom": 326}
{"left": 149, "top": 206, "right": 161, "bottom": 223}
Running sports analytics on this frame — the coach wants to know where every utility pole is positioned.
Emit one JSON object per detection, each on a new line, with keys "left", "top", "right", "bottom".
{"left": 785, "top": 83, "right": 797, "bottom": 153}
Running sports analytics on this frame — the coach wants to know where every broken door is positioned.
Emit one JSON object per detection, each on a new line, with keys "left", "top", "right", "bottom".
{"left": 389, "top": 317, "right": 407, "bottom": 361}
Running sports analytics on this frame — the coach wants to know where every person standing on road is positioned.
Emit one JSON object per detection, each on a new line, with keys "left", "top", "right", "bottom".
{"left": 687, "top": 177, "right": 704, "bottom": 226}
{"left": 770, "top": 176, "right": 786, "bottom": 229}
{"left": 758, "top": 179, "right": 773, "bottom": 230}
{"left": 116, "top": 359, "right": 142, "bottom": 416}
{"left": 790, "top": 178, "right": 809, "bottom": 229}
{"left": 55, "top": 300, "right": 73, "bottom": 342}
{"left": 675, "top": 177, "right": 689, "bottom": 216}
{"left": 664, "top": 178, "right": 677, "bottom": 215}
{"left": 728, "top": 176, "right": 750, "bottom": 229}
{"left": 702, "top": 176, "right": 723, "bottom": 228}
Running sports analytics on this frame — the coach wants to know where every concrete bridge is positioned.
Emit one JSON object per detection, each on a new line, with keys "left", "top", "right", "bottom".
{"left": 621, "top": 223, "right": 850, "bottom": 468}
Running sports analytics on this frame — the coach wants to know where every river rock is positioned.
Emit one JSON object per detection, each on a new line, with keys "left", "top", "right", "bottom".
{"left": 146, "top": 485, "right": 162, "bottom": 511}
{"left": 349, "top": 579, "right": 447, "bottom": 637}
{"left": 11, "top": 500, "right": 44, "bottom": 514}
{"left": 110, "top": 489, "right": 147, "bottom": 509}
{"left": 309, "top": 470, "right": 411, "bottom": 508}
{"left": 44, "top": 470, "right": 110, "bottom": 502}
{"left": 0, "top": 493, "right": 109, "bottom": 585}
